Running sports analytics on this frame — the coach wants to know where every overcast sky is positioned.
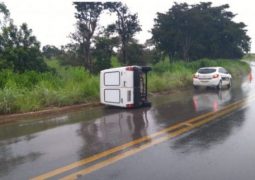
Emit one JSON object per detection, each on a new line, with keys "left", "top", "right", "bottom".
{"left": 2, "top": 0, "right": 255, "bottom": 52}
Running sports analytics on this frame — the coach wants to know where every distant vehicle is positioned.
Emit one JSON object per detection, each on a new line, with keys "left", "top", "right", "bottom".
{"left": 193, "top": 67, "right": 232, "bottom": 89}
{"left": 100, "top": 66, "right": 151, "bottom": 108}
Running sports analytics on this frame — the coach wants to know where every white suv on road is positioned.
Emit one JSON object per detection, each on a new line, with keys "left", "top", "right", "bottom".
{"left": 193, "top": 67, "right": 232, "bottom": 89}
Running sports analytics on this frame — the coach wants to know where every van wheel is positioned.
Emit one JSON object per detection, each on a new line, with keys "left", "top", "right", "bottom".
{"left": 193, "top": 85, "right": 199, "bottom": 90}
{"left": 217, "top": 80, "right": 223, "bottom": 90}
{"left": 143, "top": 101, "right": 152, "bottom": 107}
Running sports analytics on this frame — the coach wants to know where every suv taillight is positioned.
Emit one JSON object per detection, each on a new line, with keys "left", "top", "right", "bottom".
{"left": 213, "top": 74, "right": 219, "bottom": 78}
{"left": 193, "top": 74, "right": 198, "bottom": 79}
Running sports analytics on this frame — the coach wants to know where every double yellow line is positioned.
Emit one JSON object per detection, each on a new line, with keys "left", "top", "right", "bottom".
{"left": 32, "top": 94, "right": 255, "bottom": 180}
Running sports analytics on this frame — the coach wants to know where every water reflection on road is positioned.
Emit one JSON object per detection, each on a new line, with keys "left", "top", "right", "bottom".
{"left": 77, "top": 108, "right": 152, "bottom": 158}
{"left": 193, "top": 89, "right": 232, "bottom": 112}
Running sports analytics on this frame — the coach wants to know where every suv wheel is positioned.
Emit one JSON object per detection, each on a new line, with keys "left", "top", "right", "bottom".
{"left": 227, "top": 79, "right": 232, "bottom": 89}
{"left": 217, "top": 80, "right": 223, "bottom": 90}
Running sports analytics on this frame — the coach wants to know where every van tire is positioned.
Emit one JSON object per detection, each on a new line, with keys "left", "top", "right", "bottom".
{"left": 193, "top": 85, "right": 199, "bottom": 90}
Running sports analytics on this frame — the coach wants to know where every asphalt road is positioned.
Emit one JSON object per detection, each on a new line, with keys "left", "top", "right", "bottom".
{"left": 0, "top": 63, "right": 255, "bottom": 180}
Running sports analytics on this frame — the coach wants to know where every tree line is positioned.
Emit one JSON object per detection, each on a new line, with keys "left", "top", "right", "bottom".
{"left": 0, "top": 1, "right": 251, "bottom": 74}
{"left": 152, "top": 2, "right": 250, "bottom": 61}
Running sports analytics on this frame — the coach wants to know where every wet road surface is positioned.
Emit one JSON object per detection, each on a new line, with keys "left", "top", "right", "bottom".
{"left": 0, "top": 63, "right": 255, "bottom": 180}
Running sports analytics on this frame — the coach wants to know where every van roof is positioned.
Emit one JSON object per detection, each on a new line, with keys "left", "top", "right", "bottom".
{"left": 101, "top": 66, "right": 151, "bottom": 73}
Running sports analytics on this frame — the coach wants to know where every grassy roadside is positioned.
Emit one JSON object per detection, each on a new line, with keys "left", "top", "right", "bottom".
{"left": 0, "top": 58, "right": 250, "bottom": 115}
{"left": 0, "top": 60, "right": 99, "bottom": 114}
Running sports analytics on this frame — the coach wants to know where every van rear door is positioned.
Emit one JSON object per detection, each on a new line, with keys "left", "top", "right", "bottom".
{"left": 100, "top": 70, "right": 123, "bottom": 106}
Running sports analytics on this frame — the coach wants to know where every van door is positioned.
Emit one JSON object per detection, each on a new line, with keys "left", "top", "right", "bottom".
{"left": 101, "top": 70, "right": 123, "bottom": 106}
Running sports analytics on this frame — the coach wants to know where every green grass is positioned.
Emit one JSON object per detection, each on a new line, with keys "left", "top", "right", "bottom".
{"left": 0, "top": 58, "right": 250, "bottom": 114}
{"left": 0, "top": 60, "right": 99, "bottom": 114}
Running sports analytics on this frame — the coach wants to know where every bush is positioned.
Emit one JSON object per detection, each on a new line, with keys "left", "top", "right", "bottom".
{"left": 0, "top": 64, "right": 99, "bottom": 114}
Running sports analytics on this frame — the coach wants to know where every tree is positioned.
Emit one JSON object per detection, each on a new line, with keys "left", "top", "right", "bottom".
{"left": 42, "top": 45, "right": 61, "bottom": 59}
{"left": 93, "top": 35, "right": 119, "bottom": 73}
{"left": 0, "top": 2, "right": 9, "bottom": 27}
{"left": 72, "top": 2, "right": 104, "bottom": 72}
{"left": 0, "top": 22, "right": 48, "bottom": 72}
{"left": 0, "top": 2, "right": 9, "bottom": 54}
{"left": 143, "top": 48, "right": 163, "bottom": 65}
{"left": 58, "top": 43, "right": 84, "bottom": 66}
{"left": 106, "top": 2, "right": 141, "bottom": 65}
{"left": 151, "top": 2, "right": 250, "bottom": 61}
{"left": 125, "top": 42, "right": 146, "bottom": 65}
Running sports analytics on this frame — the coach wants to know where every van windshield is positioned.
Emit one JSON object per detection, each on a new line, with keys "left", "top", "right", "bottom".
{"left": 198, "top": 68, "right": 216, "bottom": 74}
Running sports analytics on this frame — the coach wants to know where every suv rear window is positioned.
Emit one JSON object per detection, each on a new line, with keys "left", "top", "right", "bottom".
{"left": 198, "top": 68, "right": 216, "bottom": 74}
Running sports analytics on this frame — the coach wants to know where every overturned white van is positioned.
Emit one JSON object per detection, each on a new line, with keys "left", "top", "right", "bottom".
{"left": 100, "top": 66, "right": 152, "bottom": 108}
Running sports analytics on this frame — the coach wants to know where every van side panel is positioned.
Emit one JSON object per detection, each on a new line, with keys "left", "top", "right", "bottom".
{"left": 122, "top": 71, "right": 133, "bottom": 88}
{"left": 121, "top": 70, "right": 134, "bottom": 106}
{"left": 121, "top": 88, "right": 133, "bottom": 106}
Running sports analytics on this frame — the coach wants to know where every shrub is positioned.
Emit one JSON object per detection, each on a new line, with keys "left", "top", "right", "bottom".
{"left": 0, "top": 65, "right": 100, "bottom": 114}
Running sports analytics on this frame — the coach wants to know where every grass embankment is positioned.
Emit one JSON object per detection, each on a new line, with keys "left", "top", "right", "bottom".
{"left": 0, "top": 60, "right": 99, "bottom": 114}
{"left": 0, "top": 58, "right": 250, "bottom": 114}
{"left": 148, "top": 59, "right": 250, "bottom": 92}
